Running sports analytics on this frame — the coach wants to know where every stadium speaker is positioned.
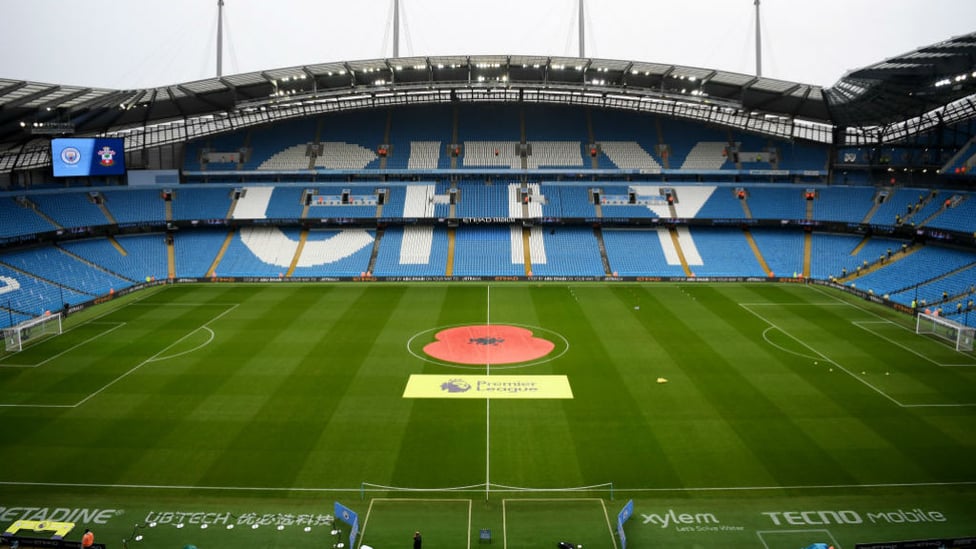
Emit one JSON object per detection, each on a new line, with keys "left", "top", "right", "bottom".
{"left": 592, "top": 191, "right": 601, "bottom": 205}
{"left": 341, "top": 190, "right": 350, "bottom": 205}
{"left": 377, "top": 191, "right": 386, "bottom": 206}
{"left": 450, "top": 188, "right": 458, "bottom": 205}
{"left": 628, "top": 191, "right": 636, "bottom": 204}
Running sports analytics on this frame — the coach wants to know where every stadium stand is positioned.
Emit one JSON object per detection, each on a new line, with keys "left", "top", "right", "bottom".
{"left": 30, "top": 192, "right": 108, "bottom": 229}
{"left": 289, "top": 228, "right": 375, "bottom": 277}
{"left": 372, "top": 225, "right": 449, "bottom": 277}
{"left": 691, "top": 227, "right": 763, "bottom": 277}
{"left": 750, "top": 228, "right": 806, "bottom": 277}
{"left": 452, "top": 226, "right": 525, "bottom": 277}
{"left": 1, "top": 246, "right": 131, "bottom": 296}
{"left": 60, "top": 236, "right": 165, "bottom": 283}
{"left": 0, "top": 196, "right": 58, "bottom": 238}
{"left": 174, "top": 229, "right": 229, "bottom": 278}
{"left": 812, "top": 186, "right": 875, "bottom": 223}
{"left": 171, "top": 186, "right": 235, "bottom": 221}
{"left": 247, "top": 118, "right": 318, "bottom": 170}
{"left": 529, "top": 227, "right": 605, "bottom": 277}
{"left": 848, "top": 246, "right": 976, "bottom": 298}
{"left": 602, "top": 228, "right": 687, "bottom": 277}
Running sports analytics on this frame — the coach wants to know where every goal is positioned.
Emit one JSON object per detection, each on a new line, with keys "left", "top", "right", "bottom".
{"left": 2, "top": 312, "right": 62, "bottom": 352}
{"left": 916, "top": 311, "right": 975, "bottom": 352}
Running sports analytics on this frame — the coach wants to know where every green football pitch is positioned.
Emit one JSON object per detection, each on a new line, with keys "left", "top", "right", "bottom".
{"left": 1, "top": 282, "right": 975, "bottom": 549}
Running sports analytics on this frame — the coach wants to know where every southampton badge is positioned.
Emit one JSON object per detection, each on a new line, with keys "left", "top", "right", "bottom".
{"left": 98, "top": 146, "right": 116, "bottom": 167}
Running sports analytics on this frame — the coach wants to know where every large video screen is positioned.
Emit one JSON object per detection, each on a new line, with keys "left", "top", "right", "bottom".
{"left": 51, "top": 138, "right": 126, "bottom": 177}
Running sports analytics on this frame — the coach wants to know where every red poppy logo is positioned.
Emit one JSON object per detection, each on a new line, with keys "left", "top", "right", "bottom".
{"left": 423, "top": 325, "right": 555, "bottom": 365}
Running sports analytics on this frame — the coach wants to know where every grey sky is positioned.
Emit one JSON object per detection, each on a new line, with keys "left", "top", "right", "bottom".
{"left": 2, "top": 0, "right": 974, "bottom": 90}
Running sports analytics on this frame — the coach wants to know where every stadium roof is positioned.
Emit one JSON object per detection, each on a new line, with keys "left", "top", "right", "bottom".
{"left": 0, "top": 32, "right": 974, "bottom": 160}
{"left": 826, "top": 31, "right": 976, "bottom": 126}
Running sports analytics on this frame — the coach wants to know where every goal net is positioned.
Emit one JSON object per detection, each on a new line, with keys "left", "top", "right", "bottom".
{"left": 916, "top": 311, "right": 975, "bottom": 352}
{"left": 2, "top": 312, "right": 62, "bottom": 352}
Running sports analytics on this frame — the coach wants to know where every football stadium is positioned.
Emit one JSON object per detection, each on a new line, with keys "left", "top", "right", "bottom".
{"left": 1, "top": 2, "right": 976, "bottom": 548}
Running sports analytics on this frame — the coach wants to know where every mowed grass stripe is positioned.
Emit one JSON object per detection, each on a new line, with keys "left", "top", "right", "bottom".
{"left": 389, "top": 285, "right": 490, "bottom": 489}
{"left": 631, "top": 284, "right": 863, "bottom": 487}
{"left": 599, "top": 285, "right": 785, "bottom": 488}
{"left": 754, "top": 296, "right": 976, "bottom": 406}
{"left": 88, "top": 285, "right": 319, "bottom": 487}
{"left": 0, "top": 293, "right": 238, "bottom": 484}
{"left": 756, "top": 289, "right": 976, "bottom": 483}
{"left": 2, "top": 282, "right": 974, "bottom": 501}
{"left": 288, "top": 285, "right": 424, "bottom": 488}
{"left": 691, "top": 285, "right": 945, "bottom": 484}
{"left": 535, "top": 285, "right": 689, "bottom": 490}
{"left": 488, "top": 285, "right": 588, "bottom": 489}
{"left": 180, "top": 285, "right": 363, "bottom": 488}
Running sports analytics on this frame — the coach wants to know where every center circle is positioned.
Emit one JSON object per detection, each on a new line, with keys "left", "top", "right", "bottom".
{"left": 407, "top": 323, "right": 569, "bottom": 370}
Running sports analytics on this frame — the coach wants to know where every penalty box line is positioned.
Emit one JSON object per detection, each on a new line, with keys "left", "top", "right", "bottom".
{"left": 738, "top": 302, "right": 905, "bottom": 408}
{"left": 741, "top": 302, "right": 976, "bottom": 408}
{"left": 852, "top": 320, "right": 976, "bottom": 368}
{"left": 0, "top": 322, "right": 126, "bottom": 368}
{"left": 0, "top": 304, "right": 239, "bottom": 409}
{"left": 757, "top": 529, "right": 841, "bottom": 549}
{"left": 360, "top": 498, "right": 472, "bottom": 549}
{"left": 502, "top": 498, "right": 618, "bottom": 549}
{"left": 72, "top": 304, "right": 239, "bottom": 408}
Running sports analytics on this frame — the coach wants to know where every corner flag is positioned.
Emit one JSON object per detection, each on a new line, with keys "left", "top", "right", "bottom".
{"left": 334, "top": 501, "right": 360, "bottom": 548}
{"left": 617, "top": 500, "right": 634, "bottom": 549}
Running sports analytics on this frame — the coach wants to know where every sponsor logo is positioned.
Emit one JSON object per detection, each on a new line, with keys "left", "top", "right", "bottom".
{"left": 143, "top": 510, "right": 334, "bottom": 528}
{"left": 761, "top": 508, "right": 947, "bottom": 526}
{"left": 403, "top": 375, "right": 574, "bottom": 399}
{"left": 0, "top": 507, "right": 121, "bottom": 525}
{"left": 440, "top": 378, "right": 471, "bottom": 393}
{"left": 640, "top": 509, "right": 742, "bottom": 532}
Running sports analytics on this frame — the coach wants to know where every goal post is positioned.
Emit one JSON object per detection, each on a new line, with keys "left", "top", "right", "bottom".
{"left": 2, "top": 312, "right": 62, "bottom": 352}
{"left": 916, "top": 311, "right": 975, "bottom": 352}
